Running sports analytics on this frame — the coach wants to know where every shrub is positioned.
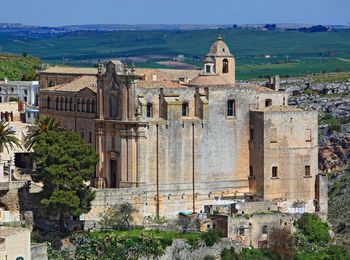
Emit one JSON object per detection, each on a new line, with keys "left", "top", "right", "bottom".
{"left": 221, "top": 247, "right": 239, "bottom": 260}
{"left": 296, "top": 213, "right": 330, "bottom": 246}
{"left": 304, "top": 88, "right": 313, "bottom": 95}
{"left": 241, "top": 248, "right": 280, "bottom": 260}
{"left": 326, "top": 244, "right": 350, "bottom": 260}
{"left": 202, "top": 229, "right": 221, "bottom": 247}
{"left": 186, "top": 236, "right": 201, "bottom": 250}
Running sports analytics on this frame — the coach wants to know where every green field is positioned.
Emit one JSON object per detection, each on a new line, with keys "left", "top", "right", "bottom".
{"left": 1, "top": 29, "right": 350, "bottom": 80}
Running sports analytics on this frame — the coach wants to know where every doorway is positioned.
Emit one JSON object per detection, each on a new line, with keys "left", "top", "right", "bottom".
{"left": 110, "top": 159, "right": 119, "bottom": 188}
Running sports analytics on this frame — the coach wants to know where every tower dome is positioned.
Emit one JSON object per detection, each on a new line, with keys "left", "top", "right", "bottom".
{"left": 205, "top": 35, "right": 235, "bottom": 84}
{"left": 207, "top": 35, "right": 233, "bottom": 57}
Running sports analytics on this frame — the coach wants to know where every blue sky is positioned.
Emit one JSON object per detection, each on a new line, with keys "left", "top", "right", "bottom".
{"left": 1, "top": 0, "right": 349, "bottom": 26}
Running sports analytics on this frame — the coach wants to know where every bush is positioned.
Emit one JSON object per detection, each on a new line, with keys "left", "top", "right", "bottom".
{"left": 326, "top": 244, "right": 350, "bottom": 260}
{"left": 221, "top": 247, "right": 239, "bottom": 260}
{"left": 304, "top": 88, "right": 313, "bottom": 95}
{"left": 296, "top": 213, "right": 331, "bottom": 246}
{"left": 201, "top": 229, "right": 221, "bottom": 247}
{"left": 241, "top": 248, "right": 280, "bottom": 260}
{"left": 186, "top": 236, "right": 200, "bottom": 250}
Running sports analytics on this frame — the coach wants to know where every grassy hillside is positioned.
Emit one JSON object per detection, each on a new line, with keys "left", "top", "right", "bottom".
{"left": 0, "top": 53, "right": 44, "bottom": 80}
{"left": 1, "top": 29, "right": 350, "bottom": 79}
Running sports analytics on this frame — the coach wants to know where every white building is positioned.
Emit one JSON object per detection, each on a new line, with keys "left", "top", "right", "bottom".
{"left": 0, "top": 79, "right": 38, "bottom": 105}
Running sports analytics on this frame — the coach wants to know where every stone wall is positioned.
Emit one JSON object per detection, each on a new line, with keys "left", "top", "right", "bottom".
{"left": 227, "top": 213, "right": 296, "bottom": 248}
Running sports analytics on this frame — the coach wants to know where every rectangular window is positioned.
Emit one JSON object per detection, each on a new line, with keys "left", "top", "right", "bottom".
{"left": 146, "top": 103, "right": 152, "bottom": 118}
{"left": 227, "top": 99, "right": 235, "bottom": 116}
{"left": 81, "top": 132, "right": 84, "bottom": 140}
{"left": 262, "top": 225, "right": 268, "bottom": 234}
{"left": 249, "top": 166, "right": 253, "bottom": 177}
{"left": 88, "top": 132, "right": 92, "bottom": 143}
{"left": 182, "top": 103, "right": 188, "bottom": 116}
{"left": 305, "top": 165, "right": 310, "bottom": 176}
{"left": 272, "top": 167, "right": 278, "bottom": 178}
{"left": 24, "top": 89, "right": 28, "bottom": 95}
{"left": 205, "top": 65, "right": 211, "bottom": 73}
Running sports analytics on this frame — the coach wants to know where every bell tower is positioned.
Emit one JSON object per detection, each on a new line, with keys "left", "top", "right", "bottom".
{"left": 205, "top": 35, "right": 235, "bottom": 84}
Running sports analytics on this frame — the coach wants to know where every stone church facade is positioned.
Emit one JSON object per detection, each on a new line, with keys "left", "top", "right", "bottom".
{"left": 39, "top": 37, "right": 327, "bottom": 224}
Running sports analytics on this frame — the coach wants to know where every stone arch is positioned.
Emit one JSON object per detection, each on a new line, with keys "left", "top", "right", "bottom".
{"left": 87, "top": 100, "right": 91, "bottom": 113}
{"left": 69, "top": 98, "right": 73, "bottom": 111}
{"left": 65, "top": 98, "right": 68, "bottom": 111}
{"left": 222, "top": 58, "right": 229, "bottom": 73}
{"left": 91, "top": 100, "right": 96, "bottom": 113}
{"left": 77, "top": 99, "right": 81, "bottom": 112}
{"left": 82, "top": 99, "right": 86, "bottom": 112}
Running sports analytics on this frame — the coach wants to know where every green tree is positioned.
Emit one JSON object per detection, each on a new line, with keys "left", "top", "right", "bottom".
{"left": 31, "top": 131, "right": 98, "bottom": 231}
{"left": 98, "top": 205, "right": 122, "bottom": 230}
{"left": 0, "top": 121, "right": 21, "bottom": 153}
{"left": 117, "top": 202, "right": 136, "bottom": 229}
{"left": 25, "top": 116, "right": 64, "bottom": 150}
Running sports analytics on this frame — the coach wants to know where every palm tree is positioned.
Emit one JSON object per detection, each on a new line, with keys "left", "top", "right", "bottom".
{"left": 25, "top": 116, "right": 64, "bottom": 150}
{"left": 0, "top": 121, "right": 21, "bottom": 153}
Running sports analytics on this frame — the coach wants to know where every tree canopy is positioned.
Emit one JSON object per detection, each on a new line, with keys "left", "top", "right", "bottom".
{"left": 31, "top": 130, "right": 98, "bottom": 231}
{"left": 25, "top": 116, "right": 64, "bottom": 150}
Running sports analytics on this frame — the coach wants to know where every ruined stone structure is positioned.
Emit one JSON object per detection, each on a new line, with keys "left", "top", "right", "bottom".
{"left": 38, "top": 36, "right": 327, "bottom": 225}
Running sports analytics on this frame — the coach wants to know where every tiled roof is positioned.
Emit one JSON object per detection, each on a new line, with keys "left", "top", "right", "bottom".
{"left": 136, "top": 68, "right": 199, "bottom": 81}
{"left": 41, "top": 66, "right": 97, "bottom": 75}
{"left": 44, "top": 76, "right": 97, "bottom": 93}
{"left": 186, "top": 74, "right": 231, "bottom": 87}
{"left": 138, "top": 79, "right": 186, "bottom": 89}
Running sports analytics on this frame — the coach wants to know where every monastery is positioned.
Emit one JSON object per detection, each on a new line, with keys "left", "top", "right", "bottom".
{"left": 38, "top": 36, "right": 327, "bottom": 225}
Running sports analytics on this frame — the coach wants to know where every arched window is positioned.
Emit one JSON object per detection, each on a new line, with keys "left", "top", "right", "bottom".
{"left": 56, "top": 97, "right": 59, "bottom": 110}
{"left": 222, "top": 59, "right": 229, "bottom": 73}
{"left": 82, "top": 99, "right": 86, "bottom": 112}
{"left": 91, "top": 100, "right": 96, "bottom": 113}
{"left": 69, "top": 98, "right": 73, "bottom": 111}
{"left": 87, "top": 100, "right": 91, "bottom": 113}
{"left": 77, "top": 99, "right": 81, "bottom": 112}
{"left": 60, "top": 98, "right": 64, "bottom": 110}
{"left": 47, "top": 96, "right": 51, "bottom": 109}
{"left": 65, "top": 98, "right": 68, "bottom": 111}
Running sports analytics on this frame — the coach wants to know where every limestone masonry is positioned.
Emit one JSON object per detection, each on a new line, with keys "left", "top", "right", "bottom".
{"left": 38, "top": 36, "right": 327, "bottom": 225}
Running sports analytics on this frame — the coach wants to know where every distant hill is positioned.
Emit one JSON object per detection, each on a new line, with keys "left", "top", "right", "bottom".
{"left": 0, "top": 53, "right": 44, "bottom": 81}
{"left": 1, "top": 28, "right": 350, "bottom": 79}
